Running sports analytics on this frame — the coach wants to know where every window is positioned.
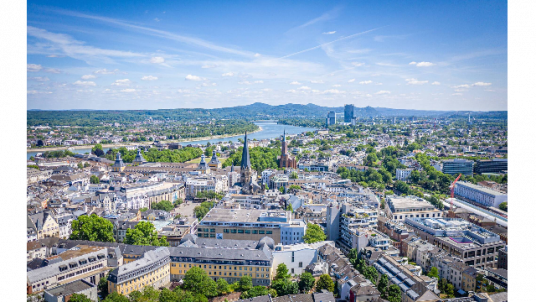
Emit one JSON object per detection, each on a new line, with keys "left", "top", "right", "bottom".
{"left": 299, "top": 262, "right": 303, "bottom": 268}
{"left": 231, "top": 229, "right": 237, "bottom": 233}
{"left": 291, "top": 268, "right": 294, "bottom": 274}
{"left": 245, "top": 230, "right": 251, "bottom": 234}
{"left": 238, "top": 230, "right": 244, "bottom": 234}
{"left": 266, "top": 231, "right": 272, "bottom": 234}
{"left": 259, "top": 230, "right": 265, "bottom": 234}
{"left": 252, "top": 230, "right": 258, "bottom": 234}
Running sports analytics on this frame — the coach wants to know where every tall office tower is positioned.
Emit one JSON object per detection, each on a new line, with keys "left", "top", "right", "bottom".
{"left": 344, "top": 104, "right": 355, "bottom": 123}
{"left": 326, "top": 111, "right": 337, "bottom": 126}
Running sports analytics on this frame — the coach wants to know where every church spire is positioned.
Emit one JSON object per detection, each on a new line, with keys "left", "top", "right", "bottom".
{"left": 240, "top": 132, "right": 251, "bottom": 169}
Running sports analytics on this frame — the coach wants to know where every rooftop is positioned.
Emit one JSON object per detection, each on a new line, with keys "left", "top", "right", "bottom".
{"left": 45, "top": 279, "right": 95, "bottom": 297}
{"left": 200, "top": 208, "right": 290, "bottom": 224}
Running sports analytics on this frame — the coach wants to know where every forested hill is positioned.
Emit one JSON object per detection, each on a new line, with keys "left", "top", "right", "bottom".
{"left": 27, "top": 102, "right": 506, "bottom": 126}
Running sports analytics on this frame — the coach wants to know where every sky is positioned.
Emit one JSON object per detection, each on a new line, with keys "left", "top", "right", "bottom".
{"left": 27, "top": 0, "right": 507, "bottom": 111}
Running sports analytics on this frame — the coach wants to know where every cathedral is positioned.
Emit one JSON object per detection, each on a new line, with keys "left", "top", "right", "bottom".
{"left": 278, "top": 130, "right": 297, "bottom": 169}
{"left": 240, "top": 132, "right": 262, "bottom": 194}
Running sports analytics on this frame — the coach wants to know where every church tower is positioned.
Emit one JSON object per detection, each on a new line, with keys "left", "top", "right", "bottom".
{"left": 112, "top": 152, "right": 126, "bottom": 172}
{"left": 240, "top": 132, "right": 253, "bottom": 185}
{"left": 278, "top": 130, "right": 297, "bottom": 169}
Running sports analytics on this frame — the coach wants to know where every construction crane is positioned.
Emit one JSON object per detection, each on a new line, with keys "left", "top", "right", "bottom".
{"left": 449, "top": 173, "right": 462, "bottom": 210}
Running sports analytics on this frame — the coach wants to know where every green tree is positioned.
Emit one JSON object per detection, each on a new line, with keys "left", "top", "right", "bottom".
{"left": 348, "top": 248, "right": 359, "bottom": 266}
{"left": 69, "top": 293, "right": 92, "bottom": 302}
{"left": 274, "top": 263, "right": 291, "bottom": 281}
{"left": 272, "top": 279, "right": 299, "bottom": 296}
{"left": 90, "top": 175, "right": 100, "bottom": 184}
{"left": 173, "top": 290, "right": 195, "bottom": 302}
{"left": 158, "top": 288, "right": 179, "bottom": 302}
{"left": 152, "top": 200, "right": 174, "bottom": 212}
{"left": 316, "top": 274, "right": 334, "bottom": 292}
{"left": 427, "top": 267, "right": 439, "bottom": 279}
{"left": 182, "top": 267, "right": 218, "bottom": 298}
{"left": 387, "top": 284, "right": 401, "bottom": 302}
{"left": 216, "top": 278, "right": 230, "bottom": 295}
{"left": 241, "top": 286, "right": 269, "bottom": 299}
{"left": 290, "top": 172, "right": 298, "bottom": 179}
{"left": 279, "top": 186, "right": 285, "bottom": 193}
{"left": 70, "top": 214, "right": 115, "bottom": 242}
{"left": 194, "top": 201, "right": 214, "bottom": 220}
{"left": 499, "top": 202, "right": 507, "bottom": 212}
{"left": 239, "top": 276, "right": 253, "bottom": 292}
{"left": 124, "top": 221, "right": 169, "bottom": 246}
{"left": 92, "top": 143, "right": 105, "bottom": 157}
{"left": 446, "top": 284, "right": 455, "bottom": 297}
{"left": 77, "top": 162, "right": 84, "bottom": 169}
{"left": 102, "top": 292, "right": 129, "bottom": 302}
{"left": 378, "top": 274, "right": 390, "bottom": 299}
{"left": 286, "top": 203, "right": 293, "bottom": 212}
{"left": 303, "top": 223, "right": 326, "bottom": 243}
{"left": 98, "top": 269, "right": 113, "bottom": 298}
{"left": 298, "top": 272, "right": 316, "bottom": 293}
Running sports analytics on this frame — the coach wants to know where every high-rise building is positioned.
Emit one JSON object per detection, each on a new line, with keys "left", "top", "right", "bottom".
{"left": 474, "top": 159, "right": 507, "bottom": 174}
{"left": 326, "top": 111, "right": 336, "bottom": 127}
{"left": 278, "top": 130, "right": 297, "bottom": 169}
{"left": 344, "top": 104, "right": 355, "bottom": 123}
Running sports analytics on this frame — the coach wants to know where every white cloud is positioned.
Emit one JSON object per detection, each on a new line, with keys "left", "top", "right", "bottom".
{"left": 112, "top": 79, "right": 131, "bottom": 86}
{"left": 333, "top": 84, "right": 341, "bottom": 87}
{"left": 27, "top": 64, "right": 42, "bottom": 72}
{"left": 454, "top": 84, "right": 471, "bottom": 89}
{"left": 222, "top": 72, "right": 234, "bottom": 77}
{"left": 177, "top": 89, "right": 192, "bottom": 93}
{"left": 201, "top": 82, "right": 217, "bottom": 87}
{"left": 29, "top": 77, "right": 49, "bottom": 82}
{"left": 348, "top": 79, "right": 355, "bottom": 83}
{"left": 150, "top": 56, "right": 165, "bottom": 64}
{"left": 310, "top": 80, "right": 325, "bottom": 84}
{"left": 406, "top": 78, "right": 428, "bottom": 85}
{"left": 323, "top": 31, "right": 336, "bottom": 35}
{"left": 290, "top": 81, "right": 301, "bottom": 85}
{"left": 359, "top": 80, "right": 372, "bottom": 85}
{"left": 452, "top": 93, "right": 463, "bottom": 96}
{"left": 81, "top": 74, "right": 96, "bottom": 80}
{"left": 431, "top": 81, "right": 441, "bottom": 85}
{"left": 44, "top": 68, "right": 61, "bottom": 73}
{"left": 410, "top": 61, "right": 434, "bottom": 67}
{"left": 239, "top": 80, "right": 263, "bottom": 85}
{"left": 298, "top": 86, "right": 311, "bottom": 90}
{"left": 154, "top": 18, "right": 160, "bottom": 22}
{"left": 121, "top": 89, "right": 136, "bottom": 92}
{"left": 27, "top": 90, "right": 52, "bottom": 94}
{"left": 142, "top": 75, "right": 158, "bottom": 81}
{"left": 473, "top": 82, "right": 492, "bottom": 86}
{"left": 321, "top": 89, "right": 345, "bottom": 94}
{"left": 351, "top": 62, "right": 364, "bottom": 67}
{"left": 73, "top": 80, "right": 96, "bottom": 86}
{"left": 94, "top": 69, "right": 123, "bottom": 75}
{"left": 254, "top": 53, "right": 261, "bottom": 57}
{"left": 375, "top": 90, "right": 391, "bottom": 95}
{"left": 185, "top": 74, "right": 205, "bottom": 81}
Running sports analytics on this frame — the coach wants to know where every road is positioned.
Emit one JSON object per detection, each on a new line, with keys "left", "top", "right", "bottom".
{"left": 170, "top": 201, "right": 199, "bottom": 219}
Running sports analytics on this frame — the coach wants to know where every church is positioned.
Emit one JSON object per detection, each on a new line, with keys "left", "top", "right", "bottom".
{"left": 239, "top": 132, "right": 262, "bottom": 194}
{"left": 278, "top": 130, "right": 297, "bottom": 169}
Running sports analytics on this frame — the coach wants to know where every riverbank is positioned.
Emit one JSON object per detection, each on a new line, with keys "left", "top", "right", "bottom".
{"left": 27, "top": 126, "right": 263, "bottom": 153}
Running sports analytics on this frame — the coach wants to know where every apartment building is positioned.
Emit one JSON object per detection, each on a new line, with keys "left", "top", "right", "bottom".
{"left": 272, "top": 241, "right": 333, "bottom": 277}
{"left": 396, "top": 168, "right": 413, "bottom": 181}
{"left": 454, "top": 181, "right": 507, "bottom": 208}
{"left": 385, "top": 195, "right": 443, "bottom": 222}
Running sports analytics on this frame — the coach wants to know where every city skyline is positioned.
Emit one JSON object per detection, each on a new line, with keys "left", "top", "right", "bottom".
{"left": 27, "top": 0, "right": 507, "bottom": 111}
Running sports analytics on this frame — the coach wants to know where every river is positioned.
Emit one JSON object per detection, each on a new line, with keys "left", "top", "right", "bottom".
{"left": 27, "top": 121, "right": 317, "bottom": 160}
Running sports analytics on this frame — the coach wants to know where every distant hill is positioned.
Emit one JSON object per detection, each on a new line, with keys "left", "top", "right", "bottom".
{"left": 27, "top": 102, "right": 506, "bottom": 126}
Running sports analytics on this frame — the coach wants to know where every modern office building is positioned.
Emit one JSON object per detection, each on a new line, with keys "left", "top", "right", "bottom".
{"left": 197, "top": 208, "right": 305, "bottom": 244}
{"left": 108, "top": 247, "right": 170, "bottom": 296}
{"left": 405, "top": 218, "right": 505, "bottom": 269}
{"left": 385, "top": 195, "right": 443, "bottom": 222}
{"left": 442, "top": 159, "right": 474, "bottom": 176}
{"left": 474, "top": 159, "right": 508, "bottom": 174}
{"left": 453, "top": 181, "right": 508, "bottom": 208}
{"left": 344, "top": 104, "right": 355, "bottom": 123}
{"left": 326, "top": 111, "right": 336, "bottom": 127}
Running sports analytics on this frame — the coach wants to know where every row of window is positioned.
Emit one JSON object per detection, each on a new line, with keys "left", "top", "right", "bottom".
{"left": 171, "top": 263, "right": 268, "bottom": 271}
{"left": 394, "top": 213, "right": 439, "bottom": 219}
{"left": 220, "top": 229, "right": 273, "bottom": 234}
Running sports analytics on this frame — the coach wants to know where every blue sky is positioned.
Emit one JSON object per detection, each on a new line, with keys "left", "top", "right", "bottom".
{"left": 27, "top": 0, "right": 507, "bottom": 111}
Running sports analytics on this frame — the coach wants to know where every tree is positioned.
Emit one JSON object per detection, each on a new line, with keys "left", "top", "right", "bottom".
{"left": 348, "top": 248, "right": 359, "bottom": 266}
{"left": 92, "top": 143, "right": 105, "bottom": 157}
{"left": 303, "top": 223, "right": 326, "bottom": 243}
{"left": 173, "top": 290, "right": 195, "bottom": 302}
{"left": 69, "top": 293, "right": 92, "bottom": 302}
{"left": 239, "top": 276, "right": 253, "bottom": 292}
{"left": 216, "top": 278, "right": 230, "bottom": 295}
{"left": 387, "top": 284, "right": 401, "bottom": 302}
{"left": 499, "top": 202, "right": 507, "bottom": 212}
{"left": 427, "top": 267, "right": 439, "bottom": 279}
{"left": 286, "top": 203, "right": 293, "bottom": 212}
{"left": 159, "top": 288, "right": 179, "bottom": 302}
{"left": 438, "top": 278, "right": 448, "bottom": 293}
{"left": 378, "top": 274, "right": 390, "bottom": 299}
{"left": 298, "top": 272, "right": 316, "bottom": 293}
{"left": 78, "top": 162, "right": 84, "bottom": 169}
{"left": 102, "top": 292, "right": 129, "bottom": 302}
{"left": 124, "top": 221, "right": 169, "bottom": 246}
{"left": 446, "top": 284, "right": 455, "bottom": 297}
{"left": 182, "top": 267, "right": 218, "bottom": 298}
{"left": 288, "top": 184, "right": 301, "bottom": 191}
{"left": 274, "top": 263, "right": 291, "bottom": 281}
{"left": 241, "top": 286, "right": 269, "bottom": 299}
{"left": 194, "top": 201, "right": 214, "bottom": 220}
{"left": 272, "top": 279, "right": 299, "bottom": 296}
{"left": 152, "top": 200, "right": 174, "bottom": 212}
{"left": 316, "top": 274, "right": 334, "bottom": 292}
{"left": 70, "top": 214, "right": 115, "bottom": 242}
{"left": 90, "top": 175, "right": 100, "bottom": 184}
{"left": 98, "top": 269, "right": 113, "bottom": 298}
{"left": 290, "top": 172, "right": 298, "bottom": 179}
{"left": 279, "top": 186, "right": 285, "bottom": 193}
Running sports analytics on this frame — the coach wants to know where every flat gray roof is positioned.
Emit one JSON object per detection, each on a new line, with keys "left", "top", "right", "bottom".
{"left": 45, "top": 279, "right": 94, "bottom": 297}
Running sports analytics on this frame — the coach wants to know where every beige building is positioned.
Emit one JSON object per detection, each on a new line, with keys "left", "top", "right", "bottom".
{"left": 385, "top": 195, "right": 443, "bottom": 222}
{"left": 28, "top": 211, "right": 60, "bottom": 239}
